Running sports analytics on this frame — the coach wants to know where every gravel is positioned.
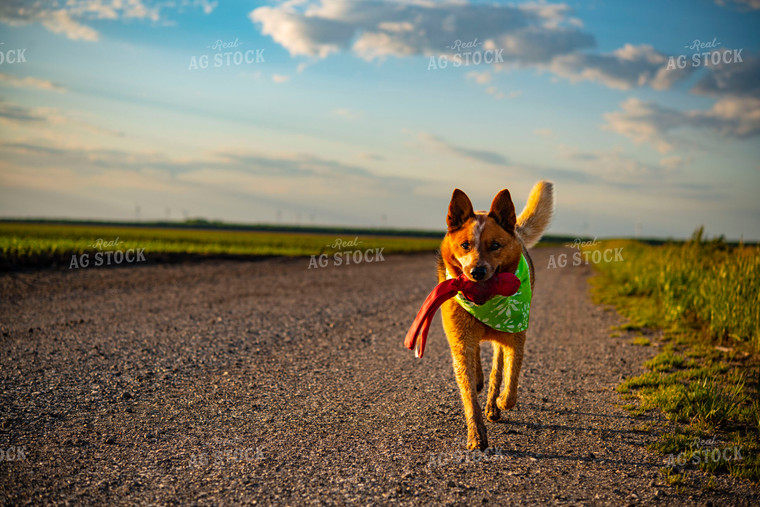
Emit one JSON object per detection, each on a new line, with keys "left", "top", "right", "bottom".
{"left": 1, "top": 248, "right": 757, "bottom": 505}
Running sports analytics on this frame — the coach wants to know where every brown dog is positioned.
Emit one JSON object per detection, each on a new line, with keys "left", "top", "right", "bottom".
{"left": 438, "top": 181, "right": 554, "bottom": 450}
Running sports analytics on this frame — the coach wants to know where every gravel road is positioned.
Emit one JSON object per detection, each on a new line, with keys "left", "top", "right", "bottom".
{"left": 1, "top": 248, "right": 757, "bottom": 505}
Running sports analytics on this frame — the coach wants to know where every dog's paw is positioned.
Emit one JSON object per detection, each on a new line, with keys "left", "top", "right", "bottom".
{"left": 497, "top": 395, "right": 517, "bottom": 411}
{"left": 467, "top": 426, "right": 488, "bottom": 451}
{"left": 485, "top": 404, "right": 501, "bottom": 422}
{"left": 466, "top": 438, "right": 488, "bottom": 451}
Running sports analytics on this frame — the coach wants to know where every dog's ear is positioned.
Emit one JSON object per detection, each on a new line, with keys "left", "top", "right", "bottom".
{"left": 447, "top": 189, "right": 474, "bottom": 231}
{"left": 488, "top": 189, "right": 516, "bottom": 233}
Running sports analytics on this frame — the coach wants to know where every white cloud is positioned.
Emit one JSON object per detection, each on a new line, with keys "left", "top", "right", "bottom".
{"left": 0, "top": 73, "right": 66, "bottom": 92}
{"left": 702, "top": 96, "right": 760, "bottom": 137}
{"left": 603, "top": 97, "right": 760, "bottom": 153}
{"left": 39, "top": 9, "right": 100, "bottom": 41}
{"left": 692, "top": 51, "right": 760, "bottom": 98}
{"left": 272, "top": 74, "right": 291, "bottom": 83}
{"left": 489, "top": 25, "right": 594, "bottom": 65}
{"left": 547, "top": 44, "right": 694, "bottom": 90}
{"left": 248, "top": 0, "right": 704, "bottom": 95}
{"left": 0, "top": 0, "right": 215, "bottom": 41}
{"left": 193, "top": 0, "right": 218, "bottom": 15}
{"left": 250, "top": 5, "right": 354, "bottom": 58}
{"left": 250, "top": 0, "right": 594, "bottom": 63}
{"left": 602, "top": 99, "right": 681, "bottom": 153}
{"left": 66, "top": 0, "right": 161, "bottom": 22}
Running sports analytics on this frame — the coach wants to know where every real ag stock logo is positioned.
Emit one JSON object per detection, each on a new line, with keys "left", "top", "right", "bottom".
{"left": 308, "top": 236, "right": 385, "bottom": 269}
{"left": 427, "top": 38, "right": 504, "bottom": 70}
{"left": 69, "top": 237, "right": 146, "bottom": 269}
{"left": 665, "top": 436, "right": 743, "bottom": 468}
{"left": 188, "top": 37, "right": 265, "bottom": 71}
{"left": 546, "top": 237, "right": 624, "bottom": 269}
{"left": 666, "top": 37, "right": 743, "bottom": 70}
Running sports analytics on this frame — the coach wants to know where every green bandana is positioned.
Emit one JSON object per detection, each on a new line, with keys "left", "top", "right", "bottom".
{"left": 447, "top": 254, "right": 532, "bottom": 333}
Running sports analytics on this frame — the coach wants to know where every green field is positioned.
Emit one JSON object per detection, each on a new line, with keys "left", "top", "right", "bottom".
{"left": 0, "top": 221, "right": 443, "bottom": 268}
{"left": 589, "top": 229, "right": 760, "bottom": 483}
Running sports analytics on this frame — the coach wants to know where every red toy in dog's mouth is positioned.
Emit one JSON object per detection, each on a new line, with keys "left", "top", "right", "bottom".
{"left": 404, "top": 272, "right": 521, "bottom": 358}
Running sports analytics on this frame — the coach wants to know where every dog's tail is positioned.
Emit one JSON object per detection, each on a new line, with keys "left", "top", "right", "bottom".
{"left": 516, "top": 180, "right": 554, "bottom": 249}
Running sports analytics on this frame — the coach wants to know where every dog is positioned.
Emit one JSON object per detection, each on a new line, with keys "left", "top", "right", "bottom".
{"left": 437, "top": 181, "right": 554, "bottom": 450}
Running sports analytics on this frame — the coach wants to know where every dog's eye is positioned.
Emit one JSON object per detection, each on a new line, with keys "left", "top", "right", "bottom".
{"left": 490, "top": 242, "right": 501, "bottom": 251}
{"left": 460, "top": 242, "right": 470, "bottom": 250}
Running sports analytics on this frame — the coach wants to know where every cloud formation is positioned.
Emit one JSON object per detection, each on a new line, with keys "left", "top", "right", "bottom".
{"left": 417, "top": 132, "right": 509, "bottom": 167}
{"left": 692, "top": 51, "right": 760, "bottom": 97}
{"left": 249, "top": 0, "right": 712, "bottom": 96}
{"left": 0, "top": 100, "right": 51, "bottom": 123}
{"left": 603, "top": 96, "right": 760, "bottom": 153}
{"left": 547, "top": 44, "right": 694, "bottom": 90}
{"left": 0, "top": 138, "right": 426, "bottom": 197}
{"left": 0, "top": 73, "right": 66, "bottom": 92}
{"left": 0, "top": 100, "right": 123, "bottom": 136}
{"left": 0, "top": 0, "right": 216, "bottom": 41}
{"left": 601, "top": 49, "right": 760, "bottom": 150}
{"left": 0, "top": 136, "right": 442, "bottom": 225}
{"left": 250, "top": 0, "right": 593, "bottom": 62}
{"left": 0, "top": 2, "right": 100, "bottom": 41}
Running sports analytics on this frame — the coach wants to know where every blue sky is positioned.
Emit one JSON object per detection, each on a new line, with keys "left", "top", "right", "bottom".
{"left": 0, "top": 0, "right": 759, "bottom": 239}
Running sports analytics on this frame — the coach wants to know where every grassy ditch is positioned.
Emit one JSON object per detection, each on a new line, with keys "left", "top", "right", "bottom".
{"left": 588, "top": 228, "right": 759, "bottom": 484}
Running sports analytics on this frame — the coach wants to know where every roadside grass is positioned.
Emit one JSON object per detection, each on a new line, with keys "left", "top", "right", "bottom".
{"left": 631, "top": 336, "right": 651, "bottom": 346}
{"left": 588, "top": 228, "right": 760, "bottom": 484}
{"left": 0, "top": 222, "right": 442, "bottom": 268}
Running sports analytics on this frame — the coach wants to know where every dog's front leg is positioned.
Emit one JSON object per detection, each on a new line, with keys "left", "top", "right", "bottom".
{"left": 497, "top": 331, "right": 526, "bottom": 412}
{"left": 485, "top": 343, "right": 504, "bottom": 422}
{"left": 442, "top": 304, "right": 488, "bottom": 450}
{"left": 474, "top": 343, "right": 484, "bottom": 393}
{"left": 450, "top": 342, "right": 488, "bottom": 450}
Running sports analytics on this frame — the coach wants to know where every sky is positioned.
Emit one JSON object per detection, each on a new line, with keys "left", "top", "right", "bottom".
{"left": 0, "top": 0, "right": 758, "bottom": 240}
